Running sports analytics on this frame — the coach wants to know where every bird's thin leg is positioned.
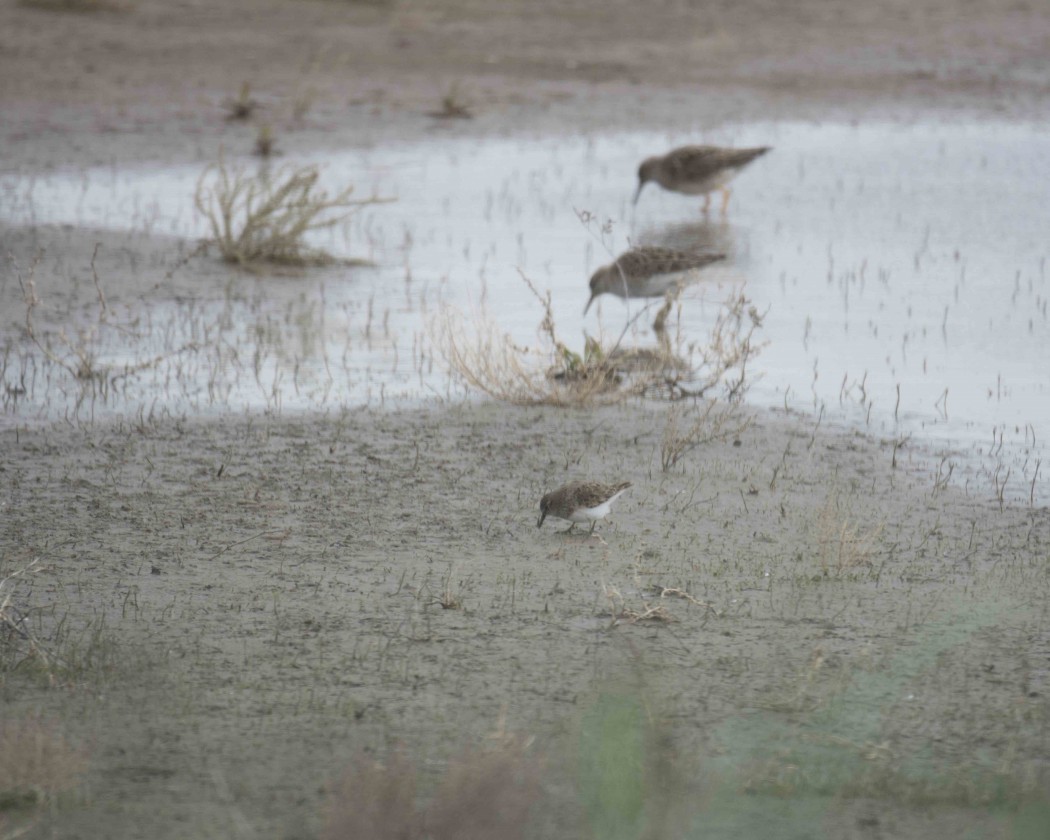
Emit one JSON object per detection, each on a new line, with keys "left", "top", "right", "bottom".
{"left": 588, "top": 521, "right": 597, "bottom": 535}
{"left": 656, "top": 319, "right": 673, "bottom": 358}
{"left": 652, "top": 293, "right": 674, "bottom": 335}
{"left": 562, "top": 522, "right": 577, "bottom": 534}
{"left": 720, "top": 187, "right": 732, "bottom": 215}
{"left": 702, "top": 194, "right": 711, "bottom": 214}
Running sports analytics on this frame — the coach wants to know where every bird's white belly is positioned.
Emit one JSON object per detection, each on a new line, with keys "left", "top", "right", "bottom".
{"left": 636, "top": 270, "right": 692, "bottom": 297}
{"left": 568, "top": 501, "right": 611, "bottom": 522}
{"left": 665, "top": 169, "right": 733, "bottom": 195}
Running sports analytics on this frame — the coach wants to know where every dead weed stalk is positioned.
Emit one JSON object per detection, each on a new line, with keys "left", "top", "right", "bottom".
{"left": 0, "top": 714, "right": 87, "bottom": 825}
{"left": 18, "top": 247, "right": 109, "bottom": 382}
{"left": 662, "top": 289, "right": 765, "bottom": 401}
{"left": 815, "top": 495, "right": 885, "bottom": 574}
{"left": 661, "top": 398, "right": 753, "bottom": 471}
{"left": 15, "top": 248, "right": 200, "bottom": 388}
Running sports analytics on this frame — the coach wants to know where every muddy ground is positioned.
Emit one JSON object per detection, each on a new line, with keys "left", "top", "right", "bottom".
{"left": 2, "top": 0, "right": 1050, "bottom": 838}
{"left": 4, "top": 0, "right": 1050, "bottom": 171}
{"left": 4, "top": 400, "right": 1049, "bottom": 839}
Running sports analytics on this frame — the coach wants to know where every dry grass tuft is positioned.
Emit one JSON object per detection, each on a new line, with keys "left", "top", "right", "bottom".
{"left": 434, "top": 274, "right": 626, "bottom": 406}
{"left": 195, "top": 156, "right": 387, "bottom": 267}
{"left": 1, "top": 558, "right": 47, "bottom": 675}
{"left": 424, "top": 566, "right": 462, "bottom": 610}
{"left": 322, "top": 749, "right": 420, "bottom": 840}
{"left": 436, "top": 273, "right": 759, "bottom": 407}
{"left": 425, "top": 739, "right": 543, "bottom": 840}
{"left": 3, "top": 555, "right": 123, "bottom": 688}
{"left": 323, "top": 732, "right": 544, "bottom": 840}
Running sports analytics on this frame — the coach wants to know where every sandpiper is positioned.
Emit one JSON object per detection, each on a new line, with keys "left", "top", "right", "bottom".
{"left": 633, "top": 145, "right": 771, "bottom": 213}
{"left": 537, "top": 480, "right": 632, "bottom": 534}
{"left": 584, "top": 247, "right": 725, "bottom": 314}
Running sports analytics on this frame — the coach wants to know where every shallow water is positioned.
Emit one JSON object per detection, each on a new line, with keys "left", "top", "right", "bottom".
{"left": 2, "top": 119, "right": 1048, "bottom": 496}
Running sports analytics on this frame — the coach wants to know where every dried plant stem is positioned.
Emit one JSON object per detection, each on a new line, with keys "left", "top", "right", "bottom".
{"left": 661, "top": 398, "right": 753, "bottom": 471}
{"left": 16, "top": 248, "right": 201, "bottom": 386}
{"left": 0, "top": 558, "right": 54, "bottom": 680}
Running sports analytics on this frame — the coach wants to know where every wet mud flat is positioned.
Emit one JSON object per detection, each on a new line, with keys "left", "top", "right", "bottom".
{"left": 2, "top": 399, "right": 1049, "bottom": 838}
{"left": 1, "top": 109, "right": 1048, "bottom": 840}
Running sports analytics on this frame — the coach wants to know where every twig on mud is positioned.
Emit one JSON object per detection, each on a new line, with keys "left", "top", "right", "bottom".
{"left": 202, "top": 531, "right": 269, "bottom": 563}
{"left": 655, "top": 587, "right": 720, "bottom": 615}
{"left": 602, "top": 584, "right": 676, "bottom": 626}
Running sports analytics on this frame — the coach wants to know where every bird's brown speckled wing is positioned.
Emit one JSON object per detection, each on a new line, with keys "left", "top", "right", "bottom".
{"left": 614, "top": 248, "right": 725, "bottom": 281}
{"left": 573, "top": 481, "right": 632, "bottom": 509}
{"left": 666, "top": 146, "right": 769, "bottom": 180}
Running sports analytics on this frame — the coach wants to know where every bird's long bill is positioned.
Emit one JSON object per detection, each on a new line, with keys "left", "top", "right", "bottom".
{"left": 631, "top": 181, "right": 645, "bottom": 205}
{"left": 537, "top": 511, "right": 546, "bottom": 528}
{"left": 583, "top": 292, "right": 597, "bottom": 315}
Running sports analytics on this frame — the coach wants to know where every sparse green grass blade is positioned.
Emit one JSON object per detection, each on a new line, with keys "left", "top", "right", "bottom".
{"left": 578, "top": 693, "right": 647, "bottom": 840}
